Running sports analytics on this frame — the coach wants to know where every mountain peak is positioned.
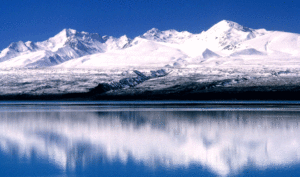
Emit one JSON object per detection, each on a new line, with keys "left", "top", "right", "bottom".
{"left": 139, "top": 28, "right": 163, "bottom": 41}
{"left": 65, "top": 28, "right": 77, "bottom": 36}
{"left": 208, "top": 20, "right": 253, "bottom": 33}
{"left": 8, "top": 41, "right": 29, "bottom": 52}
{"left": 147, "top": 28, "right": 161, "bottom": 34}
{"left": 217, "top": 20, "right": 239, "bottom": 26}
{"left": 52, "top": 28, "right": 79, "bottom": 39}
{"left": 142, "top": 28, "right": 161, "bottom": 38}
{"left": 58, "top": 28, "right": 77, "bottom": 37}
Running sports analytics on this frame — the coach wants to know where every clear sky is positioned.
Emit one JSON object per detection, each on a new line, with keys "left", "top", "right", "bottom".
{"left": 0, "top": 0, "right": 299, "bottom": 50}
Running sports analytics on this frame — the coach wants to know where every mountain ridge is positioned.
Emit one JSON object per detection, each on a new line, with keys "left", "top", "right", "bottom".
{"left": 1, "top": 20, "right": 300, "bottom": 68}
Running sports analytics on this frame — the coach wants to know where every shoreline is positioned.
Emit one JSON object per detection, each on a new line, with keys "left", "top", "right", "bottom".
{"left": 1, "top": 89, "right": 300, "bottom": 101}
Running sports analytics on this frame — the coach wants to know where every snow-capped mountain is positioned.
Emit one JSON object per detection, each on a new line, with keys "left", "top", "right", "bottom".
{"left": 1, "top": 20, "right": 299, "bottom": 69}
{"left": 0, "top": 28, "right": 131, "bottom": 68}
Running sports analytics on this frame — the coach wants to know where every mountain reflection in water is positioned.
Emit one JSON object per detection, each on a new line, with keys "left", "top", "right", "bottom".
{"left": 0, "top": 109, "right": 300, "bottom": 176}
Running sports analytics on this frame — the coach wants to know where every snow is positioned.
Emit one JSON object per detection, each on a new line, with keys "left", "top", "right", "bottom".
{"left": 230, "top": 48, "right": 265, "bottom": 56}
{"left": 141, "top": 28, "right": 192, "bottom": 43}
{"left": 56, "top": 38, "right": 187, "bottom": 69}
{"left": 0, "top": 51, "right": 48, "bottom": 68}
{"left": 202, "top": 48, "right": 220, "bottom": 59}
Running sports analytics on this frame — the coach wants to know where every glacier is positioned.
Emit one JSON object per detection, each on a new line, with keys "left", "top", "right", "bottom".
{"left": 0, "top": 20, "right": 300, "bottom": 99}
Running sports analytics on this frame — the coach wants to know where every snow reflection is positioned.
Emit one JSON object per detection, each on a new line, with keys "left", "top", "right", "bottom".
{"left": 0, "top": 111, "right": 300, "bottom": 176}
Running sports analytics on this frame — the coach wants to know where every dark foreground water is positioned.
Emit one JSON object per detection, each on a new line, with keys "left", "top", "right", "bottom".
{"left": 1, "top": 101, "right": 300, "bottom": 177}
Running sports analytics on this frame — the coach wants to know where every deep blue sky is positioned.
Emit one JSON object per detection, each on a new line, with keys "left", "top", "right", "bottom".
{"left": 0, "top": 0, "right": 299, "bottom": 50}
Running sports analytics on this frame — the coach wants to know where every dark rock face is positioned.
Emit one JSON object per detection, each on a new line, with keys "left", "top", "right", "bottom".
{"left": 89, "top": 83, "right": 112, "bottom": 94}
{"left": 89, "top": 69, "right": 170, "bottom": 94}
{"left": 90, "top": 83, "right": 300, "bottom": 101}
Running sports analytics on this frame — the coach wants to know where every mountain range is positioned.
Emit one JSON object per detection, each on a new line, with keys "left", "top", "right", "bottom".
{"left": 2, "top": 20, "right": 300, "bottom": 100}
{"left": 1, "top": 20, "right": 299, "bottom": 69}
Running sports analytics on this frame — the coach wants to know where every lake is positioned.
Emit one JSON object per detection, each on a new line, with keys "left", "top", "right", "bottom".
{"left": 1, "top": 101, "right": 300, "bottom": 177}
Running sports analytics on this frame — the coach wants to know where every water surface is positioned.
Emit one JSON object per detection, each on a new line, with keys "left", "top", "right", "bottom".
{"left": 1, "top": 101, "right": 300, "bottom": 176}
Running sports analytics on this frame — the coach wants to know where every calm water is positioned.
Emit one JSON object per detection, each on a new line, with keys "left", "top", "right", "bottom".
{"left": 1, "top": 101, "right": 300, "bottom": 177}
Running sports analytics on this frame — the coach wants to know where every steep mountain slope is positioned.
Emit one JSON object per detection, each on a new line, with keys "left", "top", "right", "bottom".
{"left": 56, "top": 38, "right": 188, "bottom": 68}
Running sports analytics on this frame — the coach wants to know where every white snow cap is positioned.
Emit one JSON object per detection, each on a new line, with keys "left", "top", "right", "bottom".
{"left": 208, "top": 20, "right": 253, "bottom": 32}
